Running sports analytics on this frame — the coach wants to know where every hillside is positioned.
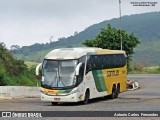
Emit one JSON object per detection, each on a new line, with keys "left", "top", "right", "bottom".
{"left": 14, "top": 12, "right": 160, "bottom": 65}
{"left": 0, "top": 42, "right": 38, "bottom": 86}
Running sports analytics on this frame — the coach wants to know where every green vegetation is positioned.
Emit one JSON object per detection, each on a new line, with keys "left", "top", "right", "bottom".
{"left": 25, "top": 61, "right": 39, "bottom": 68}
{"left": 0, "top": 42, "right": 38, "bottom": 86}
{"left": 83, "top": 24, "right": 140, "bottom": 70}
{"left": 133, "top": 40, "right": 160, "bottom": 65}
{"left": 129, "top": 66, "right": 160, "bottom": 74}
{"left": 13, "top": 12, "right": 160, "bottom": 65}
{"left": 128, "top": 61, "right": 160, "bottom": 74}
{"left": 14, "top": 43, "right": 85, "bottom": 62}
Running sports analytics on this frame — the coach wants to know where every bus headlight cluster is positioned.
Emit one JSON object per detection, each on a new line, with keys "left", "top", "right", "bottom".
{"left": 69, "top": 88, "right": 79, "bottom": 94}
{"left": 40, "top": 89, "right": 46, "bottom": 94}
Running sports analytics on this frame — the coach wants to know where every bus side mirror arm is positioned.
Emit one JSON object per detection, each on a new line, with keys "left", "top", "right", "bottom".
{"left": 75, "top": 63, "right": 83, "bottom": 76}
{"left": 36, "top": 63, "right": 42, "bottom": 76}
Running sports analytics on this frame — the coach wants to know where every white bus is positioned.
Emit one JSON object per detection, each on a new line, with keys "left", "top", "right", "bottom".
{"left": 36, "top": 48, "right": 127, "bottom": 105}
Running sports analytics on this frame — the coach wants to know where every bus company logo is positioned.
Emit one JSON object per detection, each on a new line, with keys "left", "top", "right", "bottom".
{"left": 107, "top": 70, "right": 119, "bottom": 77}
{"left": 2, "top": 112, "right": 11, "bottom": 117}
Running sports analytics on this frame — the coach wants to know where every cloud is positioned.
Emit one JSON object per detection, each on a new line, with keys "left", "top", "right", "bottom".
{"left": 0, "top": 0, "right": 159, "bottom": 48}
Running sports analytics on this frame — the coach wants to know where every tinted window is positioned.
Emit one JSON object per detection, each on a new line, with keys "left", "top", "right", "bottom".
{"left": 86, "top": 54, "right": 126, "bottom": 74}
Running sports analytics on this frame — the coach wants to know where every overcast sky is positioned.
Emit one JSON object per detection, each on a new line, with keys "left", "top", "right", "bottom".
{"left": 0, "top": 0, "right": 159, "bottom": 48}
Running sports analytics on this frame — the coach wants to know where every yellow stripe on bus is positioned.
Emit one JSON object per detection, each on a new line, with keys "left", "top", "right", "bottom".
{"left": 42, "top": 88, "right": 59, "bottom": 94}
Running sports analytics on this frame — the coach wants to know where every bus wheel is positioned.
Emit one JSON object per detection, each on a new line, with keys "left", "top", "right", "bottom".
{"left": 83, "top": 90, "right": 90, "bottom": 104}
{"left": 110, "top": 85, "right": 116, "bottom": 99}
{"left": 51, "top": 102, "right": 58, "bottom": 105}
{"left": 115, "top": 85, "right": 120, "bottom": 98}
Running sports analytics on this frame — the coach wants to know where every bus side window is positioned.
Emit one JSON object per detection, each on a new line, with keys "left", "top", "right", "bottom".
{"left": 86, "top": 56, "right": 92, "bottom": 74}
{"left": 103, "top": 55, "right": 109, "bottom": 69}
{"left": 92, "top": 56, "right": 96, "bottom": 70}
{"left": 87, "top": 63, "right": 92, "bottom": 72}
{"left": 86, "top": 55, "right": 97, "bottom": 73}
{"left": 113, "top": 55, "right": 118, "bottom": 68}
{"left": 95, "top": 55, "right": 103, "bottom": 70}
{"left": 119, "top": 54, "right": 126, "bottom": 67}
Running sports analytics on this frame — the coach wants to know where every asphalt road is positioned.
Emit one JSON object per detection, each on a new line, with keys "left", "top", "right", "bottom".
{"left": 0, "top": 74, "right": 160, "bottom": 119}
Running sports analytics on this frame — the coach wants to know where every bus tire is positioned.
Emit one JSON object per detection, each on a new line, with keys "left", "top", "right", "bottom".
{"left": 83, "top": 89, "right": 90, "bottom": 104}
{"left": 110, "top": 85, "right": 116, "bottom": 99}
{"left": 115, "top": 84, "right": 120, "bottom": 98}
{"left": 51, "top": 102, "right": 58, "bottom": 105}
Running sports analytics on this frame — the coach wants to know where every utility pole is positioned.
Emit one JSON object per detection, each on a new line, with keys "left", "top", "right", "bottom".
{"left": 119, "top": 0, "right": 122, "bottom": 50}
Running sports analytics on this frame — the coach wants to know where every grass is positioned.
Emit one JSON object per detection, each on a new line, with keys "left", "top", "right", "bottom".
{"left": 129, "top": 66, "right": 160, "bottom": 74}
{"left": 1, "top": 70, "right": 40, "bottom": 86}
{"left": 25, "top": 61, "right": 39, "bottom": 68}
{"left": 143, "top": 66, "right": 160, "bottom": 73}
{"left": 0, "top": 62, "right": 40, "bottom": 86}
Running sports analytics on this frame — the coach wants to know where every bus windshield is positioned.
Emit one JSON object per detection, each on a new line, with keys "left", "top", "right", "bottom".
{"left": 42, "top": 59, "right": 77, "bottom": 88}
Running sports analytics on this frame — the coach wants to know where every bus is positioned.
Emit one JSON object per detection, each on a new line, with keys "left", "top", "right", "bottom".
{"left": 36, "top": 47, "right": 127, "bottom": 105}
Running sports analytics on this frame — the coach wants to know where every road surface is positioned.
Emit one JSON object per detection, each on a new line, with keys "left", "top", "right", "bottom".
{"left": 0, "top": 74, "right": 160, "bottom": 119}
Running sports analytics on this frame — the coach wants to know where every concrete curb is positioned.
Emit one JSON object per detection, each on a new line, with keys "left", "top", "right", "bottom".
{"left": 0, "top": 86, "right": 40, "bottom": 100}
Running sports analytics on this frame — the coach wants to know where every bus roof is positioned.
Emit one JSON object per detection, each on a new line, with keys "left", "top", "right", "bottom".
{"left": 44, "top": 47, "right": 126, "bottom": 60}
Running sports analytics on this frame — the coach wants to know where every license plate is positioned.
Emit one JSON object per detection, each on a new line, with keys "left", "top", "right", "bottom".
{"left": 54, "top": 98, "right": 60, "bottom": 101}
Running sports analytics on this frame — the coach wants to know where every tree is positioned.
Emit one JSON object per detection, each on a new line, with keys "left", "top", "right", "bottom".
{"left": 83, "top": 24, "right": 140, "bottom": 70}
{"left": 10, "top": 45, "right": 20, "bottom": 50}
{"left": 10, "top": 45, "right": 20, "bottom": 54}
{"left": 74, "top": 31, "right": 78, "bottom": 35}
{"left": 0, "top": 42, "right": 27, "bottom": 76}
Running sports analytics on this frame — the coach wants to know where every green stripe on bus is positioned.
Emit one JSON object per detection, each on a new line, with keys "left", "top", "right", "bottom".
{"left": 92, "top": 70, "right": 107, "bottom": 92}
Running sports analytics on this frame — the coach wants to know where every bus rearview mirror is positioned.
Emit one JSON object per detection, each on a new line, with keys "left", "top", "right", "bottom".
{"left": 75, "top": 63, "right": 83, "bottom": 76}
{"left": 36, "top": 63, "right": 42, "bottom": 76}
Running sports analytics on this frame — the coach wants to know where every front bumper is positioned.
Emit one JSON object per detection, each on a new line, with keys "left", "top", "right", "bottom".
{"left": 41, "top": 93, "right": 80, "bottom": 102}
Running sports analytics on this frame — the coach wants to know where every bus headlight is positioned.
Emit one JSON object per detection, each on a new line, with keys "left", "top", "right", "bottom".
{"left": 40, "top": 89, "right": 46, "bottom": 94}
{"left": 69, "top": 88, "right": 79, "bottom": 94}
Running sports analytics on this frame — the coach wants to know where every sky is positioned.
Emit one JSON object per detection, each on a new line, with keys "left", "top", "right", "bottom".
{"left": 0, "top": 0, "right": 159, "bottom": 48}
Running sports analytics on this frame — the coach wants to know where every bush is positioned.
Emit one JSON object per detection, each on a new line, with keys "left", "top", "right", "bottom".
{"left": 157, "top": 66, "right": 160, "bottom": 71}
{"left": 0, "top": 65, "right": 6, "bottom": 85}
{"left": 132, "top": 61, "right": 148, "bottom": 72}
{"left": 0, "top": 42, "right": 38, "bottom": 86}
